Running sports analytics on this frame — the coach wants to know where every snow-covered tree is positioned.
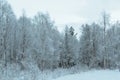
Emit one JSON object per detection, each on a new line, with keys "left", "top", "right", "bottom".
{"left": 0, "top": 0, "right": 17, "bottom": 66}
{"left": 59, "top": 26, "right": 78, "bottom": 68}
{"left": 32, "top": 12, "right": 61, "bottom": 70}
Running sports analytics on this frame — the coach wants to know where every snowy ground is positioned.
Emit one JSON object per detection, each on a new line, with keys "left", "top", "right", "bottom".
{"left": 0, "top": 64, "right": 88, "bottom": 80}
{"left": 53, "top": 70, "right": 120, "bottom": 80}
{"left": 0, "top": 63, "right": 120, "bottom": 80}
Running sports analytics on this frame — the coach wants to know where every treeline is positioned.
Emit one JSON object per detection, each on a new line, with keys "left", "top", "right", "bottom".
{"left": 0, "top": 0, "right": 120, "bottom": 70}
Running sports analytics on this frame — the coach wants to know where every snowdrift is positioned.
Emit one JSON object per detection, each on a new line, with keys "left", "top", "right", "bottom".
{"left": 53, "top": 70, "right": 120, "bottom": 80}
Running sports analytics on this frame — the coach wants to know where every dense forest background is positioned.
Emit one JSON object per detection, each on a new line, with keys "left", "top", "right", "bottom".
{"left": 0, "top": 0, "right": 120, "bottom": 74}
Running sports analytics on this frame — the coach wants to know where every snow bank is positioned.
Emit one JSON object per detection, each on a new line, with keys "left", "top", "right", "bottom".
{"left": 53, "top": 70, "right": 120, "bottom": 80}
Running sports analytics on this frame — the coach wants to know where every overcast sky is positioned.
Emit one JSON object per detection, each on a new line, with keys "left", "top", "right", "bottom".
{"left": 8, "top": 0, "right": 120, "bottom": 33}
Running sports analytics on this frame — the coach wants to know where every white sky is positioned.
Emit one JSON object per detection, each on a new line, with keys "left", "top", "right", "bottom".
{"left": 8, "top": 0, "right": 120, "bottom": 33}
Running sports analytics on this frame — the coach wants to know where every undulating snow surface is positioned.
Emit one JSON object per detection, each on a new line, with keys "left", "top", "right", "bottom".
{"left": 53, "top": 70, "right": 120, "bottom": 80}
